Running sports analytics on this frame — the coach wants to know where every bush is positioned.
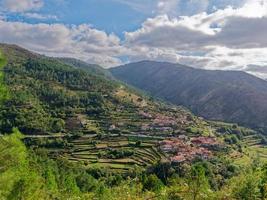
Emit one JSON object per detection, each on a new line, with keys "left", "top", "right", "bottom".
{"left": 224, "top": 135, "right": 239, "bottom": 144}
{"left": 167, "top": 188, "right": 184, "bottom": 200}
{"left": 104, "top": 149, "right": 135, "bottom": 159}
{"left": 51, "top": 118, "right": 65, "bottom": 132}
{"left": 135, "top": 140, "right": 141, "bottom": 147}
{"left": 143, "top": 174, "right": 163, "bottom": 192}
{"left": 76, "top": 172, "right": 98, "bottom": 192}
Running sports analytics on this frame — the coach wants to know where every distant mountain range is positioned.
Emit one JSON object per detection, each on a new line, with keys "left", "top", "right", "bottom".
{"left": 3, "top": 43, "right": 266, "bottom": 133}
{"left": 111, "top": 61, "right": 267, "bottom": 132}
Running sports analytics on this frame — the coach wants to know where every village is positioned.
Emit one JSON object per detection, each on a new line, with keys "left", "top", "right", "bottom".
{"left": 137, "top": 109, "right": 193, "bottom": 135}
{"left": 159, "top": 136, "right": 222, "bottom": 164}
{"left": 108, "top": 108, "right": 223, "bottom": 165}
{"left": 66, "top": 94, "right": 223, "bottom": 167}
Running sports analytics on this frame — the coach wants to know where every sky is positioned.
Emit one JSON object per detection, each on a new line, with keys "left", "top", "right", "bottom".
{"left": 0, "top": 0, "right": 267, "bottom": 78}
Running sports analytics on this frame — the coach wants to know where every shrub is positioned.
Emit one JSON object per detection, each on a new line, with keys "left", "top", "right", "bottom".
{"left": 143, "top": 174, "right": 163, "bottom": 192}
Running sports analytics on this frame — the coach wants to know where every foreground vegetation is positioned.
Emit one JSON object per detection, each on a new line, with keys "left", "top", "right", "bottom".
{"left": 2, "top": 131, "right": 267, "bottom": 200}
{"left": 0, "top": 51, "right": 8, "bottom": 104}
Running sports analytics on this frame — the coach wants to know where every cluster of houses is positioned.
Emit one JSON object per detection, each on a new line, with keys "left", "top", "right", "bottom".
{"left": 153, "top": 114, "right": 177, "bottom": 126}
{"left": 139, "top": 111, "right": 153, "bottom": 119}
{"left": 138, "top": 111, "right": 177, "bottom": 133}
{"left": 138, "top": 111, "right": 188, "bottom": 134}
{"left": 159, "top": 136, "right": 221, "bottom": 164}
{"left": 139, "top": 111, "right": 180, "bottom": 126}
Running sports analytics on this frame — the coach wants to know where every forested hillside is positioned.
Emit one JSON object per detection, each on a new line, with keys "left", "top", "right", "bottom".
{"left": 1, "top": 44, "right": 267, "bottom": 199}
{"left": 111, "top": 61, "right": 267, "bottom": 132}
{"left": 0, "top": 50, "right": 8, "bottom": 104}
{"left": 58, "top": 57, "right": 114, "bottom": 79}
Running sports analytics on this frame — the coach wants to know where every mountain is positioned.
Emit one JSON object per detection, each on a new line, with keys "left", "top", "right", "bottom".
{"left": 110, "top": 60, "right": 267, "bottom": 132}
{"left": 58, "top": 57, "right": 114, "bottom": 79}
{"left": 0, "top": 43, "right": 224, "bottom": 169}
{"left": 2, "top": 44, "right": 267, "bottom": 199}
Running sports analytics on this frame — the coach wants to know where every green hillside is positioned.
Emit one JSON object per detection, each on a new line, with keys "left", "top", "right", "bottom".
{"left": 1, "top": 44, "right": 267, "bottom": 199}
{"left": 0, "top": 44, "right": 210, "bottom": 170}
{"left": 0, "top": 51, "right": 8, "bottom": 104}
{"left": 58, "top": 57, "right": 114, "bottom": 79}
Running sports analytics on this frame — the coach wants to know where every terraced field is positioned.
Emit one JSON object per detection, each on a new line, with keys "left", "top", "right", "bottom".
{"left": 242, "top": 135, "right": 261, "bottom": 146}
{"left": 46, "top": 134, "right": 166, "bottom": 172}
{"left": 241, "top": 134, "right": 267, "bottom": 161}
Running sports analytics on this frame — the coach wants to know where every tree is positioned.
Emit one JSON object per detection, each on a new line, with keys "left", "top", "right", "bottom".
{"left": 234, "top": 174, "right": 260, "bottom": 200}
{"left": 143, "top": 174, "right": 164, "bottom": 192}
{"left": 0, "top": 129, "right": 48, "bottom": 200}
{"left": 187, "top": 163, "right": 211, "bottom": 200}
{"left": 150, "top": 161, "right": 174, "bottom": 184}
{"left": 51, "top": 118, "right": 65, "bottom": 132}
{"left": 259, "top": 164, "right": 267, "bottom": 199}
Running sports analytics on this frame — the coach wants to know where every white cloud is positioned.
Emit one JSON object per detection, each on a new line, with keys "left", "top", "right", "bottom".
{"left": 0, "top": 0, "right": 267, "bottom": 78}
{"left": 0, "top": 20, "right": 124, "bottom": 67}
{"left": 111, "top": 0, "right": 209, "bottom": 16}
{"left": 22, "top": 13, "right": 58, "bottom": 20}
{"left": 112, "top": 0, "right": 247, "bottom": 16}
{"left": 123, "top": 0, "right": 267, "bottom": 77}
{"left": 125, "top": 0, "right": 267, "bottom": 48}
{"left": 125, "top": 15, "right": 211, "bottom": 50}
{"left": 1, "top": 0, "right": 44, "bottom": 12}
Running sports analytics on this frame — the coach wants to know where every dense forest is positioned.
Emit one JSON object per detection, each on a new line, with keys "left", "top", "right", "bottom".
{"left": 1, "top": 44, "right": 267, "bottom": 200}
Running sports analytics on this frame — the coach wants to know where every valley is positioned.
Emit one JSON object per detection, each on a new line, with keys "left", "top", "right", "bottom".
{"left": 1, "top": 0, "right": 267, "bottom": 199}
{"left": 1, "top": 44, "right": 267, "bottom": 199}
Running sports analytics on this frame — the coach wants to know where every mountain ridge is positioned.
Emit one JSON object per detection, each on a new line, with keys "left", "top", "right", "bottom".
{"left": 111, "top": 60, "right": 267, "bottom": 131}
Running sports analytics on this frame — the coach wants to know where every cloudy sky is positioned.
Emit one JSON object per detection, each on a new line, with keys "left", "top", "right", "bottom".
{"left": 0, "top": 0, "right": 267, "bottom": 78}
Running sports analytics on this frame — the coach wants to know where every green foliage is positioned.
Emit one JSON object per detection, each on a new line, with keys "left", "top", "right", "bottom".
{"left": 0, "top": 128, "right": 26, "bottom": 174}
{"left": 58, "top": 57, "right": 114, "bottom": 79}
{"left": 233, "top": 174, "right": 260, "bottom": 200}
{"left": 187, "top": 163, "right": 211, "bottom": 200}
{"left": 225, "top": 135, "right": 239, "bottom": 144}
{"left": 135, "top": 140, "right": 142, "bottom": 147}
{"left": 0, "top": 129, "right": 47, "bottom": 200}
{"left": 259, "top": 134, "right": 267, "bottom": 145}
{"left": 0, "top": 51, "right": 9, "bottom": 105}
{"left": 0, "top": 57, "right": 117, "bottom": 134}
{"left": 143, "top": 174, "right": 164, "bottom": 192}
{"left": 51, "top": 118, "right": 65, "bottom": 132}
{"left": 76, "top": 172, "right": 98, "bottom": 192}
{"left": 101, "top": 149, "right": 135, "bottom": 159}
{"left": 148, "top": 161, "right": 175, "bottom": 184}
{"left": 1, "top": 131, "right": 267, "bottom": 200}
{"left": 166, "top": 187, "right": 184, "bottom": 200}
